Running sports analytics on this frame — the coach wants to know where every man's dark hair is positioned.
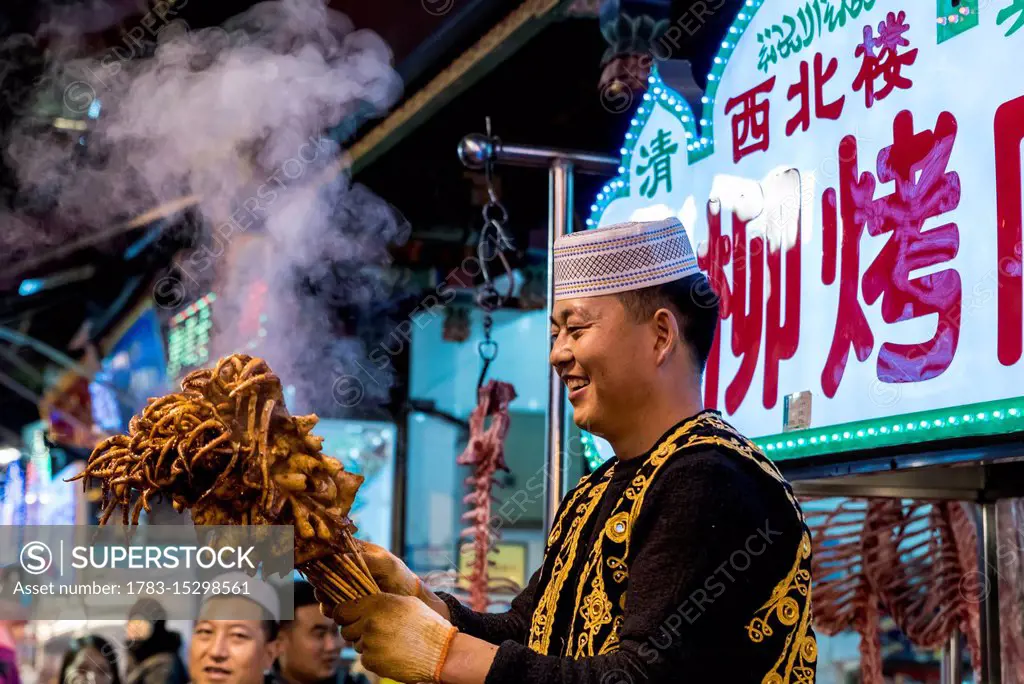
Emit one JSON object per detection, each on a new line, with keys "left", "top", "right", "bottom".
{"left": 279, "top": 580, "right": 318, "bottom": 630}
{"left": 262, "top": 619, "right": 280, "bottom": 641}
{"left": 616, "top": 273, "right": 720, "bottom": 370}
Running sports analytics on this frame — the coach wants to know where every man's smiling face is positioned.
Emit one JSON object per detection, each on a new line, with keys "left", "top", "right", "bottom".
{"left": 189, "top": 597, "right": 277, "bottom": 684}
{"left": 549, "top": 295, "right": 657, "bottom": 438}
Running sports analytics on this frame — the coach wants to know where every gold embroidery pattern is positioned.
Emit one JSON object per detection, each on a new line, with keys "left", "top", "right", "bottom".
{"left": 599, "top": 614, "right": 625, "bottom": 655}
{"left": 528, "top": 467, "right": 613, "bottom": 655}
{"left": 747, "top": 532, "right": 817, "bottom": 684}
{"left": 572, "top": 571, "right": 613, "bottom": 657}
{"left": 546, "top": 473, "right": 596, "bottom": 549}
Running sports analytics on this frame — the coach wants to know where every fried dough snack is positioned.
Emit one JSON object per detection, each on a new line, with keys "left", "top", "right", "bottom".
{"left": 70, "top": 354, "right": 378, "bottom": 599}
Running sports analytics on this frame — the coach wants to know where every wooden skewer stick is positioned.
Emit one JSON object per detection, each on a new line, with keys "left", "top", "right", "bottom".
{"left": 305, "top": 564, "right": 353, "bottom": 599}
{"left": 344, "top": 530, "right": 380, "bottom": 593}
{"left": 312, "top": 560, "right": 365, "bottom": 599}
{"left": 302, "top": 567, "right": 349, "bottom": 604}
{"left": 307, "top": 567, "right": 357, "bottom": 603}
{"left": 338, "top": 555, "right": 378, "bottom": 596}
{"left": 310, "top": 577, "right": 350, "bottom": 604}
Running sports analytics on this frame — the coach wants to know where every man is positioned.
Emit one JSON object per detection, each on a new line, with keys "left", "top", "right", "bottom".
{"left": 188, "top": 573, "right": 280, "bottom": 684}
{"left": 328, "top": 218, "right": 816, "bottom": 683}
{"left": 275, "top": 581, "right": 346, "bottom": 684}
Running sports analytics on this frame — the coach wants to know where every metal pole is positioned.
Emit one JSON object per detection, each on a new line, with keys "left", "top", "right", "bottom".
{"left": 941, "top": 627, "right": 963, "bottom": 684}
{"left": 980, "top": 501, "right": 1002, "bottom": 683}
{"left": 458, "top": 134, "right": 620, "bottom": 177}
{"left": 544, "top": 159, "right": 574, "bottom": 531}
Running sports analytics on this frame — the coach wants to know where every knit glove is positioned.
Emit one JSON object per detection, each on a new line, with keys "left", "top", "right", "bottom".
{"left": 329, "top": 594, "right": 458, "bottom": 684}
{"left": 349, "top": 540, "right": 422, "bottom": 597}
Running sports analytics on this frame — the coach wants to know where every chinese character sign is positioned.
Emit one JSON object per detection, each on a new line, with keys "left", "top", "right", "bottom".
{"left": 636, "top": 129, "right": 679, "bottom": 197}
{"left": 821, "top": 111, "right": 961, "bottom": 397}
{"left": 597, "top": 0, "right": 1024, "bottom": 438}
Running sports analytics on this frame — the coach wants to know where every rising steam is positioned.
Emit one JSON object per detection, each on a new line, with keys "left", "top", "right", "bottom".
{"left": 2, "top": 0, "right": 409, "bottom": 413}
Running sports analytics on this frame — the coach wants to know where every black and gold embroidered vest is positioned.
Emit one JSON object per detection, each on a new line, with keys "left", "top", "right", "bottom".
{"left": 526, "top": 411, "right": 817, "bottom": 683}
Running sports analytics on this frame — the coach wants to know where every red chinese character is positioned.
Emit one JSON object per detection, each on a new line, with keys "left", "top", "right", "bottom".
{"left": 725, "top": 214, "right": 765, "bottom": 414}
{"left": 786, "top": 53, "right": 846, "bottom": 136}
{"left": 995, "top": 94, "right": 1024, "bottom": 366}
{"left": 698, "top": 174, "right": 803, "bottom": 413}
{"left": 862, "top": 110, "right": 961, "bottom": 383}
{"left": 725, "top": 77, "right": 777, "bottom": 163}
{"left": 820, "top": 136, "right": 875, "bottom": 398}
{"left": 852, "top": 11, "right": 918, "bottom": 109}
{"left": 822, "top": 110, "right": 962, "bottom": 396}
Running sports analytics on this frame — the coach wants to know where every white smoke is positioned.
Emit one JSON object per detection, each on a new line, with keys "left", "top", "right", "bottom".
{"left": 2, "top": 0, "right": 408, "bottom": 413}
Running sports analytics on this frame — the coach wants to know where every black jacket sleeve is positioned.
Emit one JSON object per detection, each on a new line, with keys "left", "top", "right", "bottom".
{"left": 478, "top": 450, "right": 806, "bottom": 684}
{"left": 434, "top": 567, "right": 541, "bottom": 645}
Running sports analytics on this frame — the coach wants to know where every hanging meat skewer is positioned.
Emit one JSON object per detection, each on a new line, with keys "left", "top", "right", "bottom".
{"left": 69, "top": 353, "right": 378, "bottom": 603}
{"left": 457, "top": 380, "right": 517, "bottom": 612}
{"left": 804, "top": 497, "right": 982, "bottom": 683}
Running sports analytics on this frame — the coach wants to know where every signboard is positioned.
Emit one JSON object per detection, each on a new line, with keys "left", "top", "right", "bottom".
{"left": 167, "top": 292, "right": 216, "bottom": 381}
{"left": 458, "top": 542, "right": 527, "bottom": 589}
{"left": 591, "top": 1, "right": 1024, "bottom": 459}
{"left": 95, "top": 305, "right": 171, "bottom": 430}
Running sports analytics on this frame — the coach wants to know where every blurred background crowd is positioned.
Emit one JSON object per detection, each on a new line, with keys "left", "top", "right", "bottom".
{"left": 0, "top": 580, "right": 384, "bottom": 684}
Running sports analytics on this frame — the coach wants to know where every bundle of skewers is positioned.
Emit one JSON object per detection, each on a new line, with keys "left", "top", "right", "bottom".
{"left": 69, "top": 353, "right": 378, "bottom": 603}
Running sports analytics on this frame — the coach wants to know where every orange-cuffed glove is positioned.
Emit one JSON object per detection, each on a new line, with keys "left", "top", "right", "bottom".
{"left": 327, "top": 594, "right": 458, "bottom": 684}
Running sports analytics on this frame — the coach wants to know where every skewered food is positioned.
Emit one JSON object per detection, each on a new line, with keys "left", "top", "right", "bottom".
{"left": 457, "top": 380, "right": 517, "bottom": 612}
{"left": 70, "top": 353, "right": 377, "bottom": 600}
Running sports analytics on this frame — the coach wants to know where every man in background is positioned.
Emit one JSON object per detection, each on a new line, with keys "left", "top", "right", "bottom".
{"left": 275, "top": 581, "right": 374, "bottom": 684}
{"left": 276, "top": 581, "right": 342, "bottom": 684}
{"left": 187, "top": 574, "right": 280, "bottom": 684}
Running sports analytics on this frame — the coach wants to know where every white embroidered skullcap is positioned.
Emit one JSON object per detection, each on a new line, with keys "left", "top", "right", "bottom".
{"left": 553, "top": 218, "right": 701, "bottom": 300}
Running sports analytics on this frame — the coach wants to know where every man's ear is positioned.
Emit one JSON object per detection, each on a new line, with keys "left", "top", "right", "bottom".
{"left": 263, "top": 635, "right": 281, "bottom": 669}
{"left": 652, "top": 307, "right": 681, "bottom": 365}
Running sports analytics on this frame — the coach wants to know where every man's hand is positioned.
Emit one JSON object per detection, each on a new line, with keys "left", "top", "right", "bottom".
{"left": 348, "top": 541, "right": 451, "bottom": 618}
{"left": 327, "top": 593, "right": 458, "bottom": 684}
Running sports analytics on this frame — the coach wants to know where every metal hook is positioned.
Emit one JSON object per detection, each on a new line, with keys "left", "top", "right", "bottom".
{"left": 495, "top": 249, "right": 515, "bottom": 302}
{"left": 482, "top": 203, "right": 510, "bottom": 230}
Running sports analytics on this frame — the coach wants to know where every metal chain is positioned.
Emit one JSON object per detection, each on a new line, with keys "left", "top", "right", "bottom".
{"left": 476, "top": 118, "right": 513, "bottom": 389}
